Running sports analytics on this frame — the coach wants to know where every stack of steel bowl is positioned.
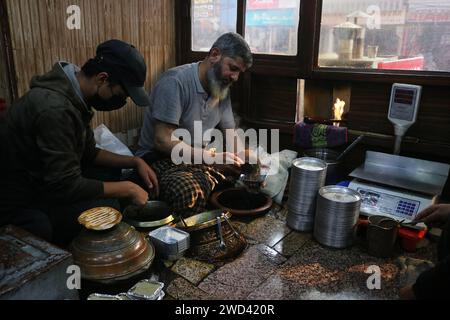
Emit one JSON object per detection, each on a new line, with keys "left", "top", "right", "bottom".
{"left": 287, "top": 157, "right": 327, "bottom": 232}
{"left": 314, "top": 186, "right": 361, "bottom": 249}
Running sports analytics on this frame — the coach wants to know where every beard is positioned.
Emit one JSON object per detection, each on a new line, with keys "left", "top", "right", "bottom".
{"left": 206, "top": 61, "right": 231, "bottom": 101}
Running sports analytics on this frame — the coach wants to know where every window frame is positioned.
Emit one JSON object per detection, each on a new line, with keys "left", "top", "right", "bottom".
{"left": 175, "top": 0, "right": 450, "bottom": 85}
{"left": 176, "top": 0, "right": 308, "bottom": 77}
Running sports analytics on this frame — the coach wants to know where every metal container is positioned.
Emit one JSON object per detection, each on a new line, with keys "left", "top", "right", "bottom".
{"left": 87, "top": 293, "right": 124, "bottom": 301}
{"left": 367, "top": 215, "right": 399, "bottom": 258}
{"left": 287, "top": 158, "right": 327, "bottom": 232}
{"left": 314, "top": 186, "right": 361, "bottom": 248}
{"left": 123, "top": 201, "right": 175, "bottom": 231}
{"left": 149, "top": 226, "right": 190, "bottom": 261}
{"left": 127, "top": 280, "right": 165, "bottom": 300}
{"left": 210, "top": 188, "right": 273, "bottom": 216}
{"left": 175, "top": 210, "right": 247, "bottom": 262}
{"left": 304, "top": 148, "right": 341, "bottom": 185}
{"left": 70, "top": 222, "right": 155, "bottom": 284}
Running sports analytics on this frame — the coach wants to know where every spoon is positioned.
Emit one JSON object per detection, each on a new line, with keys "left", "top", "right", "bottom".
{"left": 216, "top": 217, "right": 227, "bottom": 251}
{"left": 222, "top": 212, "right": 240, "bottom": 238}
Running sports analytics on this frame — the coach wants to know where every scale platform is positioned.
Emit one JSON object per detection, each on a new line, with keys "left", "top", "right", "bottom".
{"left": 348, "top": 151, "right": 450, "bottom": 230}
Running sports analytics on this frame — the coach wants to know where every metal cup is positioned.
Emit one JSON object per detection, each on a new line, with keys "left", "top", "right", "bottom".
{"left": 367, "top": 215, "right": 399, "bottom": 258}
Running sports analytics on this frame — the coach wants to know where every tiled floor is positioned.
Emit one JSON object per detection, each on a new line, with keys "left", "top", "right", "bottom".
{"left": 157, "top": 205, "right": 438, "bottom": 300}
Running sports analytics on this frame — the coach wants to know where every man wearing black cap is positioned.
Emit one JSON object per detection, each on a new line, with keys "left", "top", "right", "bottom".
{"left": 0, "top": 39, "right": 158, "bottom": 245}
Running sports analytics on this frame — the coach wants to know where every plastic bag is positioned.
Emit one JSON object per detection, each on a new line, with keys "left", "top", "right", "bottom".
{"left": 238, "top": 146, "right": 297, "bottom": 205}
{"left": 94, "top": 124, "right": 133, "bottom": 157}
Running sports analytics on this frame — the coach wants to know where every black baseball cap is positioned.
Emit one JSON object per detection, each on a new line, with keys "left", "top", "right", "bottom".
{"left": 95, "top": 39, "right": 150, "bottom": 106}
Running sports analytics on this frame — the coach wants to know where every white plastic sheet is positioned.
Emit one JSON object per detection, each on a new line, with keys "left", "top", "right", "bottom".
{"left": 94, "top": 124, "right": 133, "bottom": 157}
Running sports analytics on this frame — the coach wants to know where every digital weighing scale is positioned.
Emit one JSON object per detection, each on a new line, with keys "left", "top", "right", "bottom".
{"left": 349, "top": 151, "right": 449, "bottom": 229}
{"left": 348, "top": 83, "right": 449, "bottom": 230}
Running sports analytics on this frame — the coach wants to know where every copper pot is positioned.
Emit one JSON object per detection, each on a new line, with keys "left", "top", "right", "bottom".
{"left": 70, "top": 222, "right": 155, "bottom": 284}
{"left": 175, "top": 210, "right": 247, "bottom": 262}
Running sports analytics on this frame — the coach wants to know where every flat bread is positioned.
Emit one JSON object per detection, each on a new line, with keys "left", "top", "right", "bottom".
{"left": 78, "top": 207, "right": 122, "bottom": 231}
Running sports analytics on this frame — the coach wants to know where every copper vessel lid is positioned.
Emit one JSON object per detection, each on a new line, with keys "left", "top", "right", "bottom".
{"left": 71, "top": 222, "right": 154, "bottom": 281}
{"left": 78, "top": 207, "right": 122, "bottom": 231}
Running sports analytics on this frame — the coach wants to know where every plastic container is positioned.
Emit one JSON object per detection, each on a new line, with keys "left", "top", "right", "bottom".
{"left": 399, "top": 227, "right": 427, "bottom": 252}
{"left": 149, "top": 226, "right": 190, "bottom": 261}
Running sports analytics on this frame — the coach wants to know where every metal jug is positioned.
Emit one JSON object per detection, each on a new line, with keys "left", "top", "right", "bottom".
{"left": 367, "top": 215, "right": 399, "bottom": 258}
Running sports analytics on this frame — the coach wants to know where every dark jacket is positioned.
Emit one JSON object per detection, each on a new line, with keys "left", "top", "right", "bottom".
{"left": 413, "top": 219, "right": 450, "bottom": 299}
{"left": 0, "top": 62, "right": 103, "bottom": 214}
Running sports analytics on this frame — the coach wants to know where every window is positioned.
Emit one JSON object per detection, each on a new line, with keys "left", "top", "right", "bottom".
{"left": 190, "top": 0, "right": 301, "bottom": 56}
{"left": 318, "top": 0, "right": 450, "bottom": 72}
{"left": 191, "top": 0, "right": 237, "bottom": 52}
{"left": 245, "top": 0, "right": 301, "bottom": 56}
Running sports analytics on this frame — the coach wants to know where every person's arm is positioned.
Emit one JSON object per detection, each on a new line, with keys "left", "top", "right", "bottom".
{"left": 412, "top": 255, "right": 450, "bottom": 299}
{"left": 35, "top": 109, "right": 104, "bottom": 203}
{"left": 400, "top": 204, "right": 450, "bottom": 299}
{"left": 103, "top": 181, "right": 148, "bottom": 207}
{"left": 35, "top": 109, "right": 150, "bottom": 207}
{"left": 93, "top": 149, "right": 159, "bottom": 196}
{"left": 153, "top": 120, "right": 243, "bottom": 166}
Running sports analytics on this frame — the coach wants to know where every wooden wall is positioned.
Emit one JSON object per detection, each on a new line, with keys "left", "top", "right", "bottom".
{"left": 5, "top": 0, "right": 176, "bottom": 134}
{"left": 0, "top": 20, "right": 9, "bottom": 104}
{"left": 0, "top": 0, "right": 12, "bottom": 105}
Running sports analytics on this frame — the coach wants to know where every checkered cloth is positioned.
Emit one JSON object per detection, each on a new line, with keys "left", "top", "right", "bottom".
{"left": 151, "top": 159, "right": 226, "bottom": 217}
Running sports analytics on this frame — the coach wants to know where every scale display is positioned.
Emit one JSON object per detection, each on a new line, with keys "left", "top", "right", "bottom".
{"left": 388, "top": 83, "right": 422, "bottom": 124}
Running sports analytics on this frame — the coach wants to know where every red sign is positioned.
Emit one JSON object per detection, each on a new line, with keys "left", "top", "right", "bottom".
{"left": 248, "top": 0, "right": 279, "bottom": 10}
{"left": 378, "top": 56, "right": 425, "bottom": 71}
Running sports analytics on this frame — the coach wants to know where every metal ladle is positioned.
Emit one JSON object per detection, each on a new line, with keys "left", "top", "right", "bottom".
{"left": 216, "top": 217, "right": 227, "bottom": 251}
{"left": 221, "top": 212, "right": 240, "bottom": 238}
{"left": 336, "top": 135, "right": 365, "bottom": 162}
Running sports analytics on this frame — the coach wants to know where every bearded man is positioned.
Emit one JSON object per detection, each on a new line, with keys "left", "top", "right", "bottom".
{"left": 136, "top": 33, "right": 253, "bottom": 217}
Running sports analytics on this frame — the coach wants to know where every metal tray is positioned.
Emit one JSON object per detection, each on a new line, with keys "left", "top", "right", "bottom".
{"left": 350, "top": 151, "right": 450, "bottom": 195}
{"left": 174, "top": 210, "right": 232, "bottom": 232}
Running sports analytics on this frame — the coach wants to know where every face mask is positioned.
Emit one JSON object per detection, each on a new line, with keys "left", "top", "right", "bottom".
{"left": 89, "top": 85, "right": 127, "bottom": 111}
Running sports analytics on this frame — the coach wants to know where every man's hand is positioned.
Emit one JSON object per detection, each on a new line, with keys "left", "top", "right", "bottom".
{"left": 126, "top": 181, "right": 149, "bottom": 207}
{"left": 103, "top": 181, "right": 148, "bottom": 207}
{"left": 238, "top": 149, "right": 258, "bottom": 165}
{"left": 135, "top": 157, "right": 160, "bottom": 197}
{"left": 215, "top": 152, "right": 244, "bottom": 167}
{"left": 399, "top": 286, "right": 416, "bottom": 300}
{"left": 414, "top": 204, "right": 450, "bottom": 228}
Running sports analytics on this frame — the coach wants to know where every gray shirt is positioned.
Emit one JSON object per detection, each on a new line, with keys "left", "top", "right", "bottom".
{"left": 136, "top": 62, "right": 236, "bottom": 157}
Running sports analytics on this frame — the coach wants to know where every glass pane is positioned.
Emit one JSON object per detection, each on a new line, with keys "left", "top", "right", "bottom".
{"left": 191, "top": 0, "right": 237, "bottom": 52}
{"left": 245, "top": 0, "right": 301, "bottom": 56}
{"left": 319, "top": 0, "right": 450, "bottom": 72}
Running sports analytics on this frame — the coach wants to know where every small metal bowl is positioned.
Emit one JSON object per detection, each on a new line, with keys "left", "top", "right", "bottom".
{"left": 123, "top": 201, "right": 175, "bottom": 229}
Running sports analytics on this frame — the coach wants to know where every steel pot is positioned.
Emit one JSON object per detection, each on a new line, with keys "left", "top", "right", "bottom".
{"left": 303, "top": 148, "right": 341, "bottom": 185}
{"left": 70, "top": 222, "right": 155, "bottom": 284}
